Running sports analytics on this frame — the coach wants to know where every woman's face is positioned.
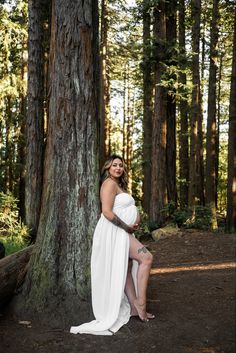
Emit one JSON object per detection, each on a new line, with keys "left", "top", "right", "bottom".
{"left": 109, "top": 158, "right": 124, "bottom": 179}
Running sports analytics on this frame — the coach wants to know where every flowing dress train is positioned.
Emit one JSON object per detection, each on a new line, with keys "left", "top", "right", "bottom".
{"left": 70, "top": 193, "right": 138, "bottom": 335}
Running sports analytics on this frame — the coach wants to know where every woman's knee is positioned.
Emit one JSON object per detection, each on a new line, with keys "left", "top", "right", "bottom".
{"left": 141, "top": 251, "right": 153, "bottom": 266}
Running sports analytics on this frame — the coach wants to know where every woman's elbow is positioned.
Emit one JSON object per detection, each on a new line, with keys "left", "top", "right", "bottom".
{"left": 102, "top": 210, "right": 114, "bottom": 221}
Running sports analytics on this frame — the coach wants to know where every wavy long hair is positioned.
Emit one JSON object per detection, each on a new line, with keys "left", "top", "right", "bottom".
{"left": 100, "top": 154, "right": 128, "bottom": 191}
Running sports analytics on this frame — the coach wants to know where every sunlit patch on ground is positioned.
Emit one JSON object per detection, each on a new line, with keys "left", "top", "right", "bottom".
{"left": 150, "top": 261, "right": 236, "bottom": 275}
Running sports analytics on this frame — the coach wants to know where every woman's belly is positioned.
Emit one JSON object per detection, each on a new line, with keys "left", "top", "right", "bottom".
{"left": 114, "top": 204, "right": 138, "bottom": 226}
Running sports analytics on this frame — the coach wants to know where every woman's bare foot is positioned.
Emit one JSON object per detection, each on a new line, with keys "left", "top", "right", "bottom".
{"left": 133, "top": 300, "right": 154, "bottom": 322}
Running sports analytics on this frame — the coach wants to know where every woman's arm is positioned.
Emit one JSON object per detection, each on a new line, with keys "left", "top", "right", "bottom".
{"left": 100, "top": 179, "right": 135, "bottom": 233}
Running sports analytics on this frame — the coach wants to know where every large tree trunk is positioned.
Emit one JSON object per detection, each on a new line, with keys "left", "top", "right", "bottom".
{"left": 142, "top": 0, "right": 153, "bottom": 214}
{"left": 25, "top": 0, "right": 46, "bottom": 239}
{"left": 188, "top": 0, "right": 202, "bottom": 208}
{"left": 150, "top": 1, "right": 167, "bottom": 225}
{"left": 178, "top": 0, "right": 189, "bottom": 208}
{"left": 0, "top": 246, "right": 34, "bottom": 308}
{"left": 205, "top": 0, "right": 219, "bottom": 230}
{"left": 226, "top": 11, "right": 236, "bottom": 233}
{"left": 100, "top": 0, "right": 110, "bottom": 169}
{"left": 13, "top": 0, "right": 100, "bottom": 324}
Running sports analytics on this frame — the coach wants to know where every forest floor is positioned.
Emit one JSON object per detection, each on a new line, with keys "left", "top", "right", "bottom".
{"left": 0, "top": 229, "right": 235, "bottom": 353}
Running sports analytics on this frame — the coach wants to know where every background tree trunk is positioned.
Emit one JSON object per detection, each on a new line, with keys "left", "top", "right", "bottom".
{"left": 100, "top": 0, "right": 110, "bottom": 169}
{"left": 178, "top": 0, "right": 189, "bottom": 208}
{"left": 13, "top": 0, "right": 100, "bottom": 324}
{"left": 150, "top": 1, "right": 167, "bottom": 225}
{"left": 166, "top": 0, "right": 177, "bottom": 206}
{"left": 226, "top": 11, "right": 236, "bottom": 233}
{"left": 25, "top": 0, "right": 45, "bottom": 239}
{"left": 142, "top": 0, "right": 153, "bottom": 214}
{"left": 189, "top": 0, "right": 201, "bottom": 208}
{"left": 205, "top": 0, "right": 219, "bottom": 229}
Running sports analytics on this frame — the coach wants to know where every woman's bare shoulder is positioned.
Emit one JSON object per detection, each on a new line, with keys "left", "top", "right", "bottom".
{"left": 100, "top": 178, "right": 118, "bottom": 195}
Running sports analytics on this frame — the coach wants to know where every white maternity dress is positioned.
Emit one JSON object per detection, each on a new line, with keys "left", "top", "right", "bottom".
{"left": 70, "top": 192, "right": 138, "bottom": 335}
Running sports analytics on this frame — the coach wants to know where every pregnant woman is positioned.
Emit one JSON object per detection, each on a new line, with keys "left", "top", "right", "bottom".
{"left": 70, "top": 155, "right": 154, "bottom": 335}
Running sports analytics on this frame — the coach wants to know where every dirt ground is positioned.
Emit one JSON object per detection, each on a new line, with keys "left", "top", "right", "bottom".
{"left": 0, "top": 230, "right": 235, "bottom": 353}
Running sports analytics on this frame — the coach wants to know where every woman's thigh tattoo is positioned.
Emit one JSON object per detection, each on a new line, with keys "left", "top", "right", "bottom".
{"left": 138, "top": 246, "right": 148, "bottom": 254}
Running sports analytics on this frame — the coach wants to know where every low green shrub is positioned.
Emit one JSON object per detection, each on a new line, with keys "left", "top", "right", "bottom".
{"left": 173, "top": 205, "right": 214, "bottom": 230}
{"left": 0, "top": 192, "right": 29, "bottom": 256}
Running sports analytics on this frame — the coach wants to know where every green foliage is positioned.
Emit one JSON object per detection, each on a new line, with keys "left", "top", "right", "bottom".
{"left": 0, "top": 191, "right": 29, "bottom": 255}
{"left": 173, "top": 206, "right": 216, "bottom": 230}
{"left": 134, "top": 209, "right": 152, "bottom": 239}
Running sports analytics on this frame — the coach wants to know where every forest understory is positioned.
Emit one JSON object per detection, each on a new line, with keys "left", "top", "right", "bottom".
{"left": 1, "top": 229, "right": 235, "bottom": 353}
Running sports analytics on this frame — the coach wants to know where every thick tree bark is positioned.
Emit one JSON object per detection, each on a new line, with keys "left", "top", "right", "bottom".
{"left": 226, "top": 11, "right": 236, "bottom": 233}
{"left": 178, "top": 0, "right": 189, "bottom": 208}
{"left": 150, "top": 1, "right": 167, "bottom": 225}
{"left": 100, "top": 0, "right": 110, "bottom": 169}
{"left": 25, "top": 0, "right": 45, "bottom": 239}
{"left": 13, "top": 0, "right": 100, "bottom": 322}
{"left": 205, "top": 0, "right": 219, "bottom": 229}
{"left": 142, "top": 0, "right": 153, "bottom": 214}
{"left": 189, "top": 0, "right": 202, "bottom": 208}
{"left": 0, "top": 246, "right": 34, "bottom": 308}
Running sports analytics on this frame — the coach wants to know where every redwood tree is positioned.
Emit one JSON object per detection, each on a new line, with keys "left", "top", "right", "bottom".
{"left": 226, "top": 10, "right": 236, "bottom": 233}
{"left": 178, "top": 0, "right": 189, "bottom": 208}
{"left": 25, "top": 0, "right": 46, "bottom": 239}
{"left": 14, "top": 0, "right": 100, "bottom": 323}
{"left": 150, "top": 1, "right": 167, "bottom": 225}
{"left": 189, "top": 0, "right": 202, "bottom": 208}
{"left": 205, "top": 0, "right": 219, "bottom": 229}
{"left": 142, "top": 0, "right": 153, "bottom": 214}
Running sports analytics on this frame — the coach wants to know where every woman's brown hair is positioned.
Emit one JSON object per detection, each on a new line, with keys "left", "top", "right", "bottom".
{"left": 100, "top": 155, "right": 128, "bottom": 191}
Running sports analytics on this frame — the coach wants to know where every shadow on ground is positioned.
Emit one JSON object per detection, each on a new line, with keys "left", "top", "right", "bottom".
{"left": 1, "top": 230, "right": 235, "bottom": 353}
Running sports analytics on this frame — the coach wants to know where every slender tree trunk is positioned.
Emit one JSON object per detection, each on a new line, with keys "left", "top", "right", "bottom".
{"left": 205, "top": 0, "right": 219, "bottom": 229}
{"left": 150, "top": 1, "right": 167, "bottom": 225}
{"left": 216, "top": 53, "right": 223, "bottom": 209}
{"left": 123, "top": 63, "right": 128, "bottom": 162}
{"left": 142, "top": 0, "right": 153, "bottom": 214}
{"left": 100, "top": 0, "right": 110, "bottom": 168}
{"left": 166, "top": 0, "right": 177, "bottom": 206}
{"left": 226, "top": 11, "right": 236, "bottom": 233}
{"left": 5, "top": 96, "right": 14, "bottom": 192}
{"left": 178, "top": 0, "right": 189, "bottom": 208}
{"left": 189, "top": 0, "right": 201, "bottom": 209}
{"left": 13, "top": 0, "right": 100, "bottom": 323}
{"left": 126, "top": 78, "right": 132, "bottom": 192}
{"left": 18, "top": 41, "right": 27, "bottom": 221}
{"left": 25, "top": 0, "right": 45, "bottom": 239}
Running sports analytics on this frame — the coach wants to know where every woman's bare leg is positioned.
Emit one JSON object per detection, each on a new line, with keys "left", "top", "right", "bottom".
{"left": 128, "top": 235, "right": 153, "bottom": 321}
{"left": 125, "top": 259, "right": 137, "bottom": 316}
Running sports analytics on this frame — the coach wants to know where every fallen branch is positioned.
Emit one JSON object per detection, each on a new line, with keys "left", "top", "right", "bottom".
{"left": 0, "top": 245, "right": 34, "bottom": 308}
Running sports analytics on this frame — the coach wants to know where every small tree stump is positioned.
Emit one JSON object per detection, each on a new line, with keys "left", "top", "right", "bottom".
{"left": 0, "top": 245, "right": 34, "bottom": 308}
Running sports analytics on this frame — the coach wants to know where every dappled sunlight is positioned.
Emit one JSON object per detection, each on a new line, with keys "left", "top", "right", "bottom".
{"left": 150, "top": 261, "right": 236, "bottom": 275}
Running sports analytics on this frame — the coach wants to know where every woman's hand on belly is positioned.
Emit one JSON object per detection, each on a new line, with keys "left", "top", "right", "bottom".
{"left": 135, "top": 212, "right": 141, "bottom": 228}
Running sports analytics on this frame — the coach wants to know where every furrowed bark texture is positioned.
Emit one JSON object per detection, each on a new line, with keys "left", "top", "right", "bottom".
{"left": 25, "top": 0, "right": 45, "bottom": 237}
{"left": 15, "top": 0, "right": 100, "bottom": 320}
